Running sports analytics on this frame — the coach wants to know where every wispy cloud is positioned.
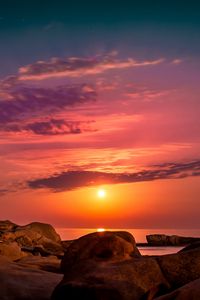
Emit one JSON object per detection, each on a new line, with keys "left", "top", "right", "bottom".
{"left": 28, "top": 159, "right": 200, "bottom": 192}
{"left": 2, "top": 118, "right": 96, "bottom": 136}
{"left": 18, "top": 54, "right": 165, "bottom": 80}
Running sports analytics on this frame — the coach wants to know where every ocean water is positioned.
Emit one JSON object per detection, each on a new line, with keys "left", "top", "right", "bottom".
{"left": 56, "top": 228, "right": 200, "bottom": 256}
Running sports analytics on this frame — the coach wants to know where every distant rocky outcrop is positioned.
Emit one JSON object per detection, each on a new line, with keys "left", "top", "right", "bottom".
{"left": 146, "top": 234, "right": 200, "bottom": 246}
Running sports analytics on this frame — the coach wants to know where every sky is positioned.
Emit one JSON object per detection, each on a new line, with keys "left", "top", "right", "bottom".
{"left": 0, "top": 1, "right": 200, "bottom": 229}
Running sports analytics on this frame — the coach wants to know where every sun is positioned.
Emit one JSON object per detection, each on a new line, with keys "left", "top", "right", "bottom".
{"left": 97, "top": 189, "right": 106, "bottom": 198}
{"left": 97, "top": 228, "right": 105, "bottom": 232}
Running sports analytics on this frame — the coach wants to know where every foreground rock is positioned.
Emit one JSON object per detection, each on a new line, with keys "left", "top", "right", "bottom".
{"left": 61, "top": 231, "right": 141, "bottom": 271}
{"left": 146, "top": 234, "right": 200, "bottom": 246}
{"left": 179, "top": 240, "right": 200, "bottom": 252}
{"left": 0, "top": 221, "right": 63, "bottom": 258}
{"left": 52, "top": 231, "right": 170, "bottom": 300}
{"left": 156, "top": 246, "right": 200, "bottom": 288}
{"left": 17, "top": 255, "right": 61, "bottom": 273}
{"left": 0, "top": 241, "right": 28, "bottom": 261}
{"left": 0, "top": 220, "right": 17, "bottom": 232}
{"left": 155, "top": 278, "right": 200, "bottom": 300}
{"left": 0, "top": 255, "right": 62, "bottom": 300}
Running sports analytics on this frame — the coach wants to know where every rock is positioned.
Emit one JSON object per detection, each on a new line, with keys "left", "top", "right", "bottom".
{"left": 61, "top": 231, "right": 141, "bottom": 271}
{"left": 0, "top": 220, "right": 17, "bottom": 232}
{"left": 146, "top": 234, "right": 200, "bottom": 246}
{"left": 21, "top": 244, "right": 60, "bottom": 257}
{"left": 179, "top": 241, "right": 200, "bottom": 252}
{"left": 0, "top": 255, "right": 62, "bottom": 300}
{"left": 19, "top": 222, "right": 61, "bottom": 243}
{"left": 17, "top": 255, "right": 61, "bottom": 273}
{"left": 1, "top": 221, "right": 63, "bottom": 257}
{"left": 52, "top": 231, "right": 170, "bottom": 300}
{"left": 154, "top": 278, "right": 200, "bottom": 300}
{"left": 156, "top": 247, "right": 200, "bottom": 288}
{"left": 0, "top": 241, "right": 28, "bottom": 261}
{"left": 61, "top": 240, "right": 74, "bottom": 251}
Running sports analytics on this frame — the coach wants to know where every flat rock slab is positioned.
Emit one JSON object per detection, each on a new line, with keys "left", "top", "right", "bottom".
{"left": 0, "top": 255, "right": 62, "bottom": 300}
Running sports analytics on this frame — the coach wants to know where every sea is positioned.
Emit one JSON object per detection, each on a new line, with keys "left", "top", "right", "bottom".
{"left": 56, "top": 228, "right": 200, "bottom": 256}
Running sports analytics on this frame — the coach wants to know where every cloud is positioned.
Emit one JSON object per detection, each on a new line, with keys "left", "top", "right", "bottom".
{"left": 28, "top": 159, "right": 200, "bottom": 192}
{"left": 0, "top": 82, "right": 96, "bottom": 135}
{"left": 18, "top": 55, "right": 164, "bottom": 80}
{"left": 172, "top": 59, "right": 183, "bottom": 64}
{"left": 2, "top": 118, "right": 96, "bottom": 135}
{"left": 125, "top": 86, "right": 170, "bottom": 101}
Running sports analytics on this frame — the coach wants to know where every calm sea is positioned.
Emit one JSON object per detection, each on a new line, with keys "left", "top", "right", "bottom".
{"left": 56, "top": 228, "right": 200, "bottom": 256}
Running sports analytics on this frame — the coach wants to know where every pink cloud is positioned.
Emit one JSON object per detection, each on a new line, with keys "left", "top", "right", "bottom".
{"left": 18, "top": 55, "right": 165, "bottom": 80}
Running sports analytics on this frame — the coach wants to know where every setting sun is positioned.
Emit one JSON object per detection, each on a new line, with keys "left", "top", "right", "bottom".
{"left": 97, "top": 189, "right": 106, "bottom": 198}
{"left": 97, "top": 228, "right": 105, "bottom": 232}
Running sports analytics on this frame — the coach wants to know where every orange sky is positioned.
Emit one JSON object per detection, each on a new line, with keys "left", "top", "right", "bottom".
{"left": 0, "top": 3, "right": 200, "bottom": 229}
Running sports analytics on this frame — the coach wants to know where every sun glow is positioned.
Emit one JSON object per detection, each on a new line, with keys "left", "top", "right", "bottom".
{"left": 97, "top": 228, "right": 105, "bottom": 232}
{"left": 97, "top": 189, "right": 106, "bottom": 198}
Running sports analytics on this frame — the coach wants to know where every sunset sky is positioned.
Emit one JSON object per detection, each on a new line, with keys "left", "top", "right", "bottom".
{"left": 0, "top": 1, "right": 200, "bottom": 229}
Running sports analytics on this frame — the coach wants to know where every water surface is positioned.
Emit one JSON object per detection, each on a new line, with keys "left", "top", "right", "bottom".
{"left": 56, "top": 228, "right": 200, "bottom": 256}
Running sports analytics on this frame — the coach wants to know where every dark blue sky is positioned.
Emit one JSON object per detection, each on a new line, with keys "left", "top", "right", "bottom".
{"left": 0, "top": 1, "right": 200, "bottom": 76}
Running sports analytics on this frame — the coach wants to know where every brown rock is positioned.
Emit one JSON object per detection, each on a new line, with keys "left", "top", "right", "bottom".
{"left": 17, "top": 255, "right": 61, "bottom": 273}
{"left": 0, "top": 242, "right": 28, "bottom": 261}
{"left": 61, "top": 231, "right": 141, "bottom": 271}
{"left": 156, "top": 247, "right": 200, "bottom": 288}
{"left": 19, "top": 222, "right": 61, "bottom": 243}
{"left": 0, "top": 220, "right": 17, "bottom": 232}
{"left": 0, "top": 255, "right": 62, "bottom": 300}
{"left": 179, "top": 241, "right": 200, "bottom": 252}
{"left": 146, "top": 234, "right": 200, "bottom": 246}
{"left": 155, "top": 278, "right": 200, "bottom": 300}
{"left": 53, "top": 231, "right": 169, "bottom": 300}
{"left": 1, "top": 221, "right": 63, "bottom": 257}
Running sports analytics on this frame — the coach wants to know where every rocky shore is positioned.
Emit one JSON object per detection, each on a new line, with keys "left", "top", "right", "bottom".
{"left": 0, "top": 220, "right": 200, "bottom": 299}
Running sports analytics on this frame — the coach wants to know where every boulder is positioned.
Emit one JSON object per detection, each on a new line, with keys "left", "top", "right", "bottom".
{"left": 0, "top": 220, "right": 17, "bottom": 232}
{"left": 1, "top": 221, "right": 63, "bottom": 257}
{"left": 19, "top": 222, "right": 61, "bottom": 243}
{"left": 17, "top": 255, "right": 61, "bottom": 273}
{"left": 0, "top": 241, "right": 28, "bottom": 261}
{"left": 156, "top": 247, "right": 200, "bottom": 288}
{"left": 52, "top": 231, "right": 170, "bottom": 300}
{"left": 146, "top": 234, "right": 200, "bottom": 246}
{"left": 61, "top": 231, "right": 141, "bottom": 271}
{"left": 0, "top": 255, "right": 62, "bottom": 300}
{"left": 179, "top": 241, "right": 200, "bottom": 252}
{"left": 155, "top": 278, "right": 200, "bottom": 300}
